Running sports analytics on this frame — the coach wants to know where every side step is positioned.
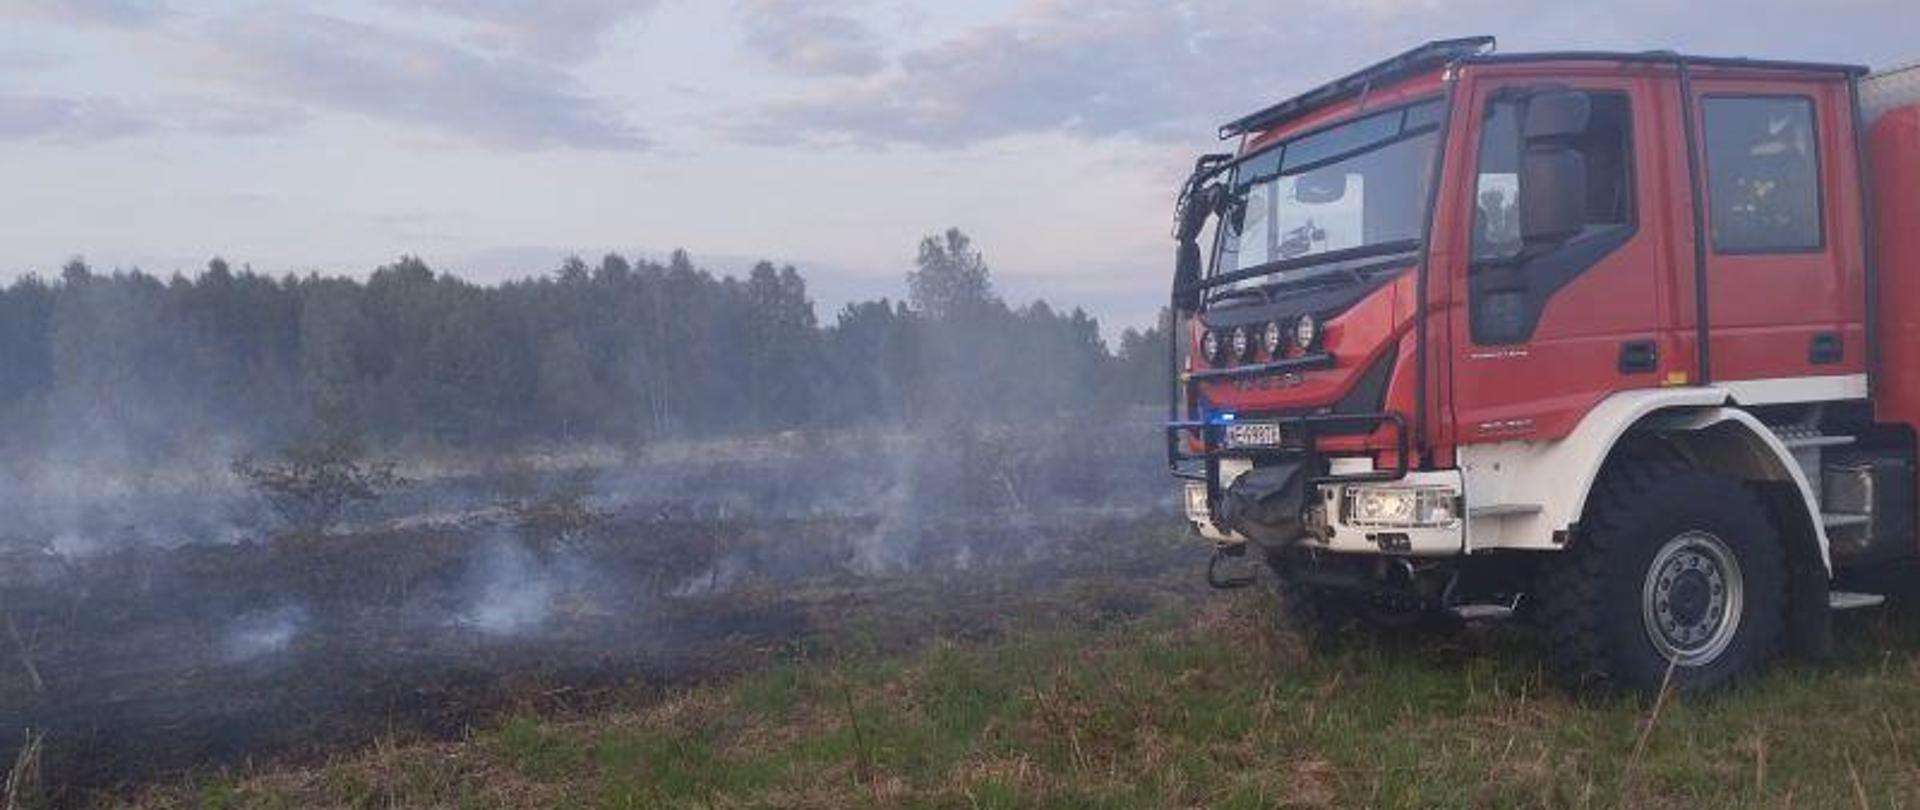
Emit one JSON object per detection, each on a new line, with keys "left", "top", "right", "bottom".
{"left": 1830, "top": 591, "right": 1887, "bottom": 611}
{"left": 1822, "top": 512, "right": 1871, "bottom": 529}
{"left": 1781, "top": 433, "right": 1856, "bottom": 450}
{"left": 1451, "top": 604, "right": 1516, "bottom": 621}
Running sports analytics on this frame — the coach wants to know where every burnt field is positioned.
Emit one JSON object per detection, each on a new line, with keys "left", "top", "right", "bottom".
{"left": 0, "top": 418, "right": 1196, "bottom": 802}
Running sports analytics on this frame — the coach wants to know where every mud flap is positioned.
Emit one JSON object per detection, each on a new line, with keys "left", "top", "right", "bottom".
{"left": 1788, "top": 543, "right": 1832, "bottom": 659}
{"left": 1217, "top": 461, "right": 1309, "bottom": 550}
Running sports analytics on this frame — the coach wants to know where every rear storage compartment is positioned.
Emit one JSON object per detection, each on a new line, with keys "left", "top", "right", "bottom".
{"left": 1867, "top": 68, "right": 1920, "bottom": 446}
{"left": 1864, "top": 62, "right": 1920, "bottom": 125}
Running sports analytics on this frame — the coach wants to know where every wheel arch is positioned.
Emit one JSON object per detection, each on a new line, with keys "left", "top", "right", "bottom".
{"left": 1632, "top": 407, "right": 1829, "bottom": 573}
{"left": 1461, "top": 389, "right": 1829, "bottom": 575}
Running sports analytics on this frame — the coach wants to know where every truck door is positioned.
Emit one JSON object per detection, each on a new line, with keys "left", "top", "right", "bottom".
{"left": 1444, "top": 72, "right": 1676, "bottom": 445}
{"left": 1683, "top": 75, "right": 1868, "bottom": 390}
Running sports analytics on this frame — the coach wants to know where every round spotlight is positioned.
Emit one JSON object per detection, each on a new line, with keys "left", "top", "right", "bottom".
{"left": 1200, "top": 329, "right": 1222, "bottom": 365}
{"left": 1293, "top": 313, "right": 1321, "bottom": 352}
{"left": 1261, "top": 320, "right": 1284, "bottom": 356}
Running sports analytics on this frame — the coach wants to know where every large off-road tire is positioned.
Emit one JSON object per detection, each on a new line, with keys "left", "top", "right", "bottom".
{"left": 1538, "top": 463, "right": 1787, "bottom": 694}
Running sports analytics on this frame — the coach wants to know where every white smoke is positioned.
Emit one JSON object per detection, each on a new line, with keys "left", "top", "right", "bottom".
{"left": 452, "top": 537, "right": 602, "bottom": 637}
{"left": 220, "top": 605, "right": 309, "bottom": 663}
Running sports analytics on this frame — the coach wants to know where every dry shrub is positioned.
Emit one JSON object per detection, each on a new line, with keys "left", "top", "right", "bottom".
{"left": 499, "top": 465, "right": 608, "bottom": 547}
{"left": 232, "top": 436, "right": 406, "bottom": 534}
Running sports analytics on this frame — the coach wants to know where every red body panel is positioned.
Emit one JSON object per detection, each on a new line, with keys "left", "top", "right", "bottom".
{"left": 1689, "top": 75, "right": 1868, "bottom": 385}
{"left": 1435, "top": 64, "right": 1681, "bottom": 446}
{"left": 1194, "top": 273, "right": 1411, "bottom": 414}
{"left": 1872, "top": 106, "right": 1920, "bottom": 429}
{"left": 1186, "top": 57, "right": 1885, "bottom": 472}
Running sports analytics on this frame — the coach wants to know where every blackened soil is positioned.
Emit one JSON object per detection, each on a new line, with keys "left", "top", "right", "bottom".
{"left": 0, "top": 508, "right": 1198, "bottom": 804}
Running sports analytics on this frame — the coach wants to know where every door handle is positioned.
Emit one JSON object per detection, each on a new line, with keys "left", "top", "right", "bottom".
{"left": 1619, "top": 340, "right": 1658, "bottom": 374}
{"left": 1809, "top": 332, "right": 1842, "bottom": 365}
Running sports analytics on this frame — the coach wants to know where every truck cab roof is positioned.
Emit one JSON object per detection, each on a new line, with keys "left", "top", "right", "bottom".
{"left": 1221, "top": 36, "right": 1869, "bottom": 142}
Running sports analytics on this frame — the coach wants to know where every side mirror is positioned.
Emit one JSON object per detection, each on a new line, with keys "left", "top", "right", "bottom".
{"left": 1518, "top": 90, "right": 1590, "bottom": 245}
{"left": 1173, "top": 241, "right": 1202, "bottom": 312}
{"left": 1522, "top": 89, "right": 1589, "bottom": 140}
{"left": 1176, "top": 183, "right": 1219, "bottom": 242}
{"left": 1172, "top": 183, "right": 1219, "bottom": 313}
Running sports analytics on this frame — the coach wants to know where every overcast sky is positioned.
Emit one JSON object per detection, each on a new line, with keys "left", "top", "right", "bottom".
{"left": 1, "top": 0, "right": 1915, "bottom": 331}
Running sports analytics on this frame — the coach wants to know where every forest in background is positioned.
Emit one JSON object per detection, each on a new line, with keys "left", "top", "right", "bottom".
{"left": 0, "top": 228, "right": 1169, "bottom": 467}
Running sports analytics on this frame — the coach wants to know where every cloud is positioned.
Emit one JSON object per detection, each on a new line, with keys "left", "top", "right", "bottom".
{"left": 0, "top": 47, "right": 61, "bottom": 72}
{"left": 0, "top": 0, "right": 165, "bottom": 27}
{"left": 732, "top": 0, "right": 1347, "bottom": 147}
{"left": 735, "top": 0, "right": 1920, "bottom": 149}
{"left": 0, "top": 94, "right": 155, "bottom": 142}
{"left": 191, "top": 10, "right": 647, "bottom": 151}
{"left": 0, "top": 92, "right": 308, "bottom": 143}
{"left": 390, "top": 0, "right": 659, "bottom": 64}
{"left": 738, "top": 0, "right": 884, "bottom": 77}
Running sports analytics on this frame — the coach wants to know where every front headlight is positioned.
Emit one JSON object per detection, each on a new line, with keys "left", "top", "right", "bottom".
{"left": 1183, "top": 482, "right": 1211, "bottom": 522}
{"left": 1343, "top": 485, "right": 1458, "bottom": 528}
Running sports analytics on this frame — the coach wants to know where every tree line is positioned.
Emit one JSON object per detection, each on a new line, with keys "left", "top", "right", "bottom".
{"left": 0, "top": 228, "right": 1168, "bottom": 464}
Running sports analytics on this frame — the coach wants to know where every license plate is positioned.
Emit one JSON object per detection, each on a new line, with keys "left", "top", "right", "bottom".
{"left": 1224, "top": 421, "right": 1285, "bottom": 449}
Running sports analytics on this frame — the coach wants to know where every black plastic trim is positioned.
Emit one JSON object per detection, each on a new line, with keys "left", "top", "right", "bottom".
{"left": 1679, "top": 59, "right": 1713, "bottom": 384}
{"left": 1470, "top": 227, "right": 1637, "bottom": 345}
{"left": 1184, "top": 352, "right": 1336, "bottom": 382}
{"left": 1413, "top": 77, "right": 1457, "bottom": 463}
{"left": 1850, "top": 77, "right": 1880, "bottom": 397}
{"left": 1619, "top": 340, "right": 1658, "bottom": 373}
{"left": 1337, "top": 349, "right": 1398, "bottom": 413}
{"left": 1810, "top": 332, "right": 1843, "bottom": 365}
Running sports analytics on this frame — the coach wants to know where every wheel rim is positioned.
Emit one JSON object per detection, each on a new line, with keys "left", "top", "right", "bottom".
{"left": 1641, "top": 530, "right": 1744, "bottom": 667}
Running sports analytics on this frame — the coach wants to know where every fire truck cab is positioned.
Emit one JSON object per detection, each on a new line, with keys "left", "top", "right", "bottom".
{"left": 1169, "top": 37, "right": 1920, "bottom": 692}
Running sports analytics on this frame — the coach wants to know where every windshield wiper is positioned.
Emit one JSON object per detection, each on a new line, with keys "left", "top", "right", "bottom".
{"left": 1200, "top": 238, "right": 1422, "bottom": 294}
{"left": 1205, "top": 288, "right": 1270, "bottom": 306}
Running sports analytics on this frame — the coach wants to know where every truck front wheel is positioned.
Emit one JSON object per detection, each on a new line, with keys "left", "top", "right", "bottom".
{"left": 1539, "top": 466, "right": 1787, "bottom": 694}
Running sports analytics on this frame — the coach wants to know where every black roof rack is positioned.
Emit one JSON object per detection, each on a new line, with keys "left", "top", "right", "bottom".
{"left": 1217, "top": 36, "right": 1494, "bottom": 139}
{"left": 1218, "top": 37, "right": 1871, "bottom": 141}
{"left": 1464, "top": 50, "right": 1869, "bottom": 77}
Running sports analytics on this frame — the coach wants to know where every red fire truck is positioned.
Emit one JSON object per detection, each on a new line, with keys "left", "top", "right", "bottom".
{"left": 1169, "top": 36, "right": 1920, "bottom": 692}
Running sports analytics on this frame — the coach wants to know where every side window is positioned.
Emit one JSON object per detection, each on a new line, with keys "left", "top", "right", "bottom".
{"left": 1471, "top": 92, "right": 1634, "bottom": 263}
{"left": 1471, "top": 101, "right": 1523, "bottom": 262}
{"left": 1701, "top": 96, "right": 1822, "bottom": 253}
{"left": 1469, "top": 90, "right": 1635, "bottom": 344}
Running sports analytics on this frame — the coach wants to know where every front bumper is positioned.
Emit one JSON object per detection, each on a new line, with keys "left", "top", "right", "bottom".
{"left": 1169, "top": 409, "right": 1457, "bottom": 554}
{"left": 1186, "top": 461, "right": 1466, "bottom": 557}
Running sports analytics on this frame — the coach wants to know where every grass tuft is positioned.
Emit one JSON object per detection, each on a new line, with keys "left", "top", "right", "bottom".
{"left": 114, "top": 593, "right": 1920, "bottom": 809}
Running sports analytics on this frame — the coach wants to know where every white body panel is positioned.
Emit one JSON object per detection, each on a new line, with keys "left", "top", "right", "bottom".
{"left": 1461, "top": 382, "right": 1848, "bottom": 566}
{"left": 1184, "top": 377, "right": 1853, "bottom": 572}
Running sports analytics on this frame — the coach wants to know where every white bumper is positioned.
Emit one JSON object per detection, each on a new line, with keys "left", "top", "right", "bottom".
{"left": 1186, "top": 458, "right": 1465, "bottom": 557}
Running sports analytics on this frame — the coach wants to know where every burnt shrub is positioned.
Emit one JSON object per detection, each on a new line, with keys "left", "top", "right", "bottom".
{"left": 231, "top": 437, "right": 406, "bottom": 534}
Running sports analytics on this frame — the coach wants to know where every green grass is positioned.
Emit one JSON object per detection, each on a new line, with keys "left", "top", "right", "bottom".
{"left": 116, "top": 593, "right": 1920, "bottom": 809}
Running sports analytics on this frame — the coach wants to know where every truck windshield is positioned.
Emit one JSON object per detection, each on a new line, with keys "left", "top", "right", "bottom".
{"left": 1212, "top": 98, "right": 1444, "bottom": 294}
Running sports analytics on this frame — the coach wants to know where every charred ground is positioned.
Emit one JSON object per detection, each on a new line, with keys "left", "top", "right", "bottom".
{"left": 0, "top": 419, "right": 1193, "bottom": 803}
